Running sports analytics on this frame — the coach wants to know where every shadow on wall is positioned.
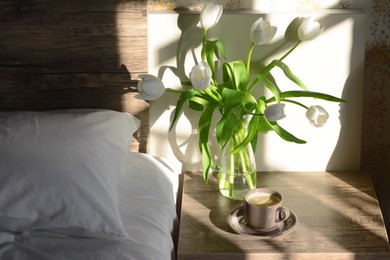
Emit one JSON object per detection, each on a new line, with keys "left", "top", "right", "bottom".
{"left": 149, "top": 10, "right": 365, "bottom": 173}
{"left": 325, "top": 13, "right": 365, "bottom": 171}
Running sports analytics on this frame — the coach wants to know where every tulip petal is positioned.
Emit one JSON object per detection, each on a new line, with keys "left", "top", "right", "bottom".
{"left": 306, "top": 105, "right": 329, "bottom": 127}
{"left": 250, "top": 17, "right": 277, "bottom": 45}
{"left": 200, "top": 3, "right": 223, "bottom": 31}
{"left": 264, "top": 103, "right": 286, "bottom": 121}
{"left": 298, "top": 17, "right": 324, "bottom": 41}
{"left": 189, "top": 61, "right": 212, "bottom": 90}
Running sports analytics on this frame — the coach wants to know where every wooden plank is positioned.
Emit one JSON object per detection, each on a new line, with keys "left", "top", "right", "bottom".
{"left": 0, "top": 0, "right": 147, "bottom": 88}
{"left": 0, "top": 1, "right": 146, "bottom": 13}
{"left": 178, "top": 172, "right": 390, "bottom": 259}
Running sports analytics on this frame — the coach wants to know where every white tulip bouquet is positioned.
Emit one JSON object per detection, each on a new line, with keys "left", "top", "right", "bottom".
{"left": 137, "top": 3, "right": 345, "bottom": 184}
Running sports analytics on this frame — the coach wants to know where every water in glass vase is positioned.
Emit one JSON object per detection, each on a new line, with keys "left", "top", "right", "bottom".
{"left": 219, "top": 170, "right": 257, "bottom": 200}
{"left": 218, "top": 136, "right": 257, "bottom": 200}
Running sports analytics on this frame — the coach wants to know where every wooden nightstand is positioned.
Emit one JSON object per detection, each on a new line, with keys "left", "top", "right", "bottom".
{"left": 177, "top": 171, "right": 390, "bottom": 259}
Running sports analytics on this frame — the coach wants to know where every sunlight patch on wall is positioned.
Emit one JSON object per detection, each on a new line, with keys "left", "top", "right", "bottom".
{"left": 148, "top": 11, "right": 365, "bottom": 172}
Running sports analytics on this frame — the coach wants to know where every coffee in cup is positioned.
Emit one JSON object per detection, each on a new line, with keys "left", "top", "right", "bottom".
{"left": 243, "top": 188, "right": 290, "bottom": 230}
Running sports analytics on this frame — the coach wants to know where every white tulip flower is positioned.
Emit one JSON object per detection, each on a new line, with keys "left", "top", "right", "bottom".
{"left": 136, "top": 74, "right": 165, "bottom": 101}
{"left": 250, "top": 17, "right": 277, "bottom": 45}
{"left": 264, "top": 103, "right": 286, "bottom": 121}
{"left": 298, "top": 17, "right": 324, "bottom": 41}
{"left": 189, "top": 61, "right": 212, "bottom": 91}
{"left": 200, "top": 3, "right": 223, "bottom": 31}
{"left": 306, "top": 105, "right": 329, "bottom": 127}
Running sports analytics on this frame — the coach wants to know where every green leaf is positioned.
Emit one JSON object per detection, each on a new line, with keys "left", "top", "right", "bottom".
{"left": 269, "top": 121, "right": 307, "bottom": 144}
{"left": 188, "top": 96, "right": 209, "bottom": 111}
{"left": 205, "top": 39, "right": 226, "bottom": 60}
{"left": 204, "top": 43, "right": 215, "bottom": 73}
{"left": 222, "top": 63, "right": 233, "bottom": 88}
{"left": 255, "top": 97, "right": 273, "bottom": 133}
{"left": 257, "top": 115, "right": 273, "bottom": 134}
{"left": 257, "top": 96, "right": 267, "bottom": 113}
{"left": 204, "top": 39, "right": 226, "bottom": 77}
{"left": 218, "top": 81, "right": 234, "bottom": 91}
{"left": 230, "top": 98, "right": 267, "bottom": 154}
{"left": 241, "top": 93, "right": 257, "bottom": 113}
{"left": 272, "top": 59, "right": 309, "bottom": 91}
{"left": 204, "top": 85, "right": 222, "bottom": 103}
{"left": 230, "top": 115, "right": 259, "bottom": 154}
{"left": 198, "top": 104, "right": 217, "bottom": 183}
{"left": 213, "top": 39, "right": 226, "bottom": 59}
{"left": 200, "top": 143, "right": 212, "bottom": 183}
{"left": 256, "top": 74, "right": 280, "bottom": 103}
{"left": 221, "top": 88, "right": 245, "bottom": 113}
{"left": 216, "top": 106, "right": 246, "bottom": 149}
{"left": 222, "top": 60, "right": 248, "bottom": 91}
{"left": 279, "top": 98, "right": 309, "bottom": 109}
{"left": 169, "top": 89, "right": 199, "bottom": 131}
{"left": 267, "top": 90, "right": 346, "bottom": 103}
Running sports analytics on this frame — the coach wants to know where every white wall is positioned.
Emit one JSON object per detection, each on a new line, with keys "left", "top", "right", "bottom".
{"left": 148, "top": 10, "right": 365, "bottom": 173}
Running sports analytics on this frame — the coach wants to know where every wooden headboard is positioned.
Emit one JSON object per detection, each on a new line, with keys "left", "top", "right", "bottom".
{"left": 0, "top": 0, "right": 149, "bottom": 152}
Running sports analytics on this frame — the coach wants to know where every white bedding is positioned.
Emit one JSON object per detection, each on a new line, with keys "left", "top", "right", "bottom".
{"left": 0, "top": 152, "right": 179, "bottom": 260}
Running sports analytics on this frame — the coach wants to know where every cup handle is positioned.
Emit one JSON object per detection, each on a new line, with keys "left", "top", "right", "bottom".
{"left": 276, "top": 206, "right": 290, "bottom": 222}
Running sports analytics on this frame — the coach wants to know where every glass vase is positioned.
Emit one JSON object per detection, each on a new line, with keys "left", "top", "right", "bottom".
{"left": 218, "top": 125, "right": 257, "bottom": 200}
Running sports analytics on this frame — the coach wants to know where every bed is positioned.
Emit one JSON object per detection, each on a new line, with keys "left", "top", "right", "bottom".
{"left": 0, "top": 110, "right": 179, "bottom": 260}
{"left": 0, "top": 1, "right": 180, "bottom": 259}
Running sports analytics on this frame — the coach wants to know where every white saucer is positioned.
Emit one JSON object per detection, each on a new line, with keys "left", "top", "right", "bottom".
{"left": 227, "top": 206, "right": 298, "bottom": 238}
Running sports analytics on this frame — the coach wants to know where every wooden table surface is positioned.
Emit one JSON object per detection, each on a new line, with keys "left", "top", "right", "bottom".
{"left": 177, "top": 171, "right": 390, "bottom": 260}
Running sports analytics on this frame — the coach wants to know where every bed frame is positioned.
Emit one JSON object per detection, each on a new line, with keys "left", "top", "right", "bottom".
{"left": 0, "top": 0, "right": 149, "bottom": 152}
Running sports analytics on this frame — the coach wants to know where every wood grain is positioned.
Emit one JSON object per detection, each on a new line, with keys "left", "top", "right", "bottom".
{"left": 178, "top": 172, "right": 390, "bottom": 259}
{"left": 0, "top": 0, "right": 149, "bottom": 152}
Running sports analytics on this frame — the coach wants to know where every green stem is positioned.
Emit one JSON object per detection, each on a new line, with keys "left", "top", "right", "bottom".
{"left": 235, "top": 128, "right": 255, "bottom": 190}
{"left": 228, "top": 149, "right": 234, "bottom": 197}
{"left": 166, "top": 88, "right": 185, "bottom": 94}
{"left": 247, "top": 61, "right": 274, "bottom": 93}
{"left": 228, "top": 136, "right": 239, "bottom": 198}
{"left": 201, "top": 29, "right": 219, "bottom": 87}
{"left": 280, "top": 98, "right": 309, "bottom": 109}
{"left": 246, "top": 42, "right": 255, "bottom": 77}
{"left": 279, "top": 41, "right": 301, "bottom": 62}
{"left": 227, "top": 122, "right": 255, "bottom": 196}
{"left": 247, "top": 41, "right": 302, "bottom": 93}
{"left": 201, "top": 29, "right": 207, "bottom": 62}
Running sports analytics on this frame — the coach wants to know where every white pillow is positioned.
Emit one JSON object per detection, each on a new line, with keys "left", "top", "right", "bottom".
{"left": 0, "top": 109, "right": 140, "bottom": 238}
